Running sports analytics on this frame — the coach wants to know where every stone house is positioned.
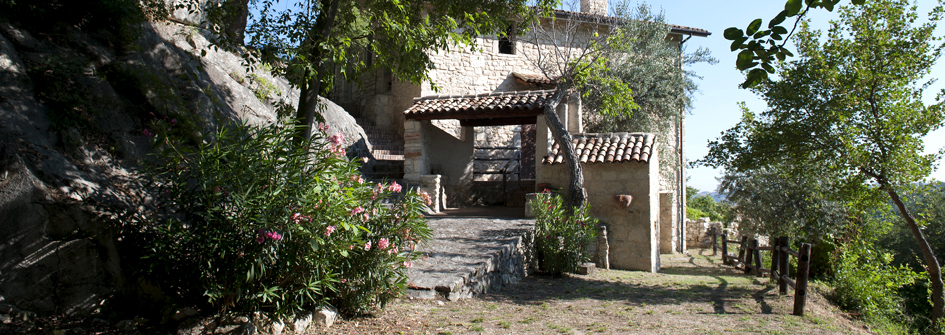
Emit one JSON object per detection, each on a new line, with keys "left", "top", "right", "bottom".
{"left": 330, "top": 0, "right": 709, "bottom": 270}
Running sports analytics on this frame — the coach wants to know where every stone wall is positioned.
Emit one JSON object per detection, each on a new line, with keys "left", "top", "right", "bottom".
{"left": 685, "top": 218, "right": 721, "bottom": 249}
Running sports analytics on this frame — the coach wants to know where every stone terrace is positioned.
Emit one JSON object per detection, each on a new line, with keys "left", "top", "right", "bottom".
{"left": 406, "top": 207, "right": 534, "bottom": 301}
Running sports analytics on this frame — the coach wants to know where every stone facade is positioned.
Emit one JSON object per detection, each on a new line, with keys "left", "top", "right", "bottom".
{"left": 537, "top": 141, "right": 660, "bottom": 272}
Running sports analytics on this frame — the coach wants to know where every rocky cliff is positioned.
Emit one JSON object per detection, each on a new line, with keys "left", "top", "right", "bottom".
{"left": 0, "top": 1, "right": 367, "bottom": 318}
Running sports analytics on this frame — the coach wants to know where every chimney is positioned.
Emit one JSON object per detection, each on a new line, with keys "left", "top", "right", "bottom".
{"left": 580, "top": 0, "right": 607, "bottom": 16}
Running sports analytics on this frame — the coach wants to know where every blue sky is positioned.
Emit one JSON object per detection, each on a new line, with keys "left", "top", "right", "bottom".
{"left": 637, "top": 0, "right": 945, "bottom": 192}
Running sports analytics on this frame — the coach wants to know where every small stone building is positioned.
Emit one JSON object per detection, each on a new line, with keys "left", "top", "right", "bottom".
{"left": 332, "top": 0, "right": 710, "bottom": 270}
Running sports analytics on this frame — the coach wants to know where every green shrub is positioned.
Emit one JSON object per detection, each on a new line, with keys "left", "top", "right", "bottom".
{"left": 139, "top": 120, "right": 430, "bottom": 317}
{"left": 831, "top": 239, "right": 922, "bottom": 322}
{"left": 529, "top": 192, "right": 599, "bottom": 276}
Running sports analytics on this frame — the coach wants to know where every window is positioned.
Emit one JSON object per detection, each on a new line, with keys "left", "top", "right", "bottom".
{"left": 498, "top": 25, "right": 514, "bottom": 55}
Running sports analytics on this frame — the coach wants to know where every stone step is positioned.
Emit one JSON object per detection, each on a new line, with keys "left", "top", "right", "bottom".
{"left": 405, "top": 216, "right": 534, "bottom": 301}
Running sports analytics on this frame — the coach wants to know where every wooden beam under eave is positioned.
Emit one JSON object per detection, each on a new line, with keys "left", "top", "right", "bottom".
{"left": 459, "top": 117, "right": 537, "bottom": 127}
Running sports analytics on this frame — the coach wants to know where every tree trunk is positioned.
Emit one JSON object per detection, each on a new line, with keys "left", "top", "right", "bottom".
{"left": 221, "top": 0, "right": 250, "bottom": 44}
{"left": 543, "top": 87, "right": 586, "bottom": 209}
{"left": 885, "top": 185, "right": 944, "bottom": 324}
{"left": 295, "top": 0, "right": 341, "bottom": 142}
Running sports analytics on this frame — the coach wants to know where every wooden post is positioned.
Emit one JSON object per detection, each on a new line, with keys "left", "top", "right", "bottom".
{"left": 721, "top": 229, "right": 730, "bottom": 265}
{"left": 793, "top": 243, "right": 812, "bottom": 316}
{"left": 771, "top": 236, "right": 780, "bottom": 283}
{"left": 753, "top": 239, "right": 763, "bottom": 277}
{"left": 744, "top": 238, "right": 756, "bottom": 275}
{"left": 737, "top": 236, "right": 748, "bottom": 269}
{"left": 778, "top": 236, "right": 789, "bottom": 295}
{"left": 712, "top": 227, "right": 718, "bottom": 256}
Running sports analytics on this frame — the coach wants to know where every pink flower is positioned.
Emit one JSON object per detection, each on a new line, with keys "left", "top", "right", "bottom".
{"left": 349, "top": 245, "right": 354, "bottom": 250}
{"left": 361, "top": 157, "right": 370, "bottom": 163}
{"left": 266, "top": 231, "right": 282, "bottom": 241}
{"left": 171, "top": 118, "right": 177, "bottom": 125}
{"left": 256, "top": 236, "right": 265, "bottom": 244}
{"left": 362, "top": 213, "right": 370, "bottom": 221}
{"left": 387, "top": 245, "right": 398, "bottom": 255}
{"left": 403, "top": 260, "right": 413, "bottom": 268}
{"left": 350, "top": 206, "right": 364, "bottom": 216}
{"left": 328, "top": 132, "right": 344, "bottom": 146}
{"left": 340, "top": 278, "right": 347, "bottom": 283}
{"left": 364, "top": 241, "right": 372, "bottom": 250}
{"left": 324, "top": 225, "right": 335, "bottom": 236}
{"left": 357, "top": 175, "right": 364, "bottom": 184}
{"left": 290, "top": 212, "right": 303, "bottom": 224}
{"left": 317, "top": 123, "right": 329, "bottom": 133}
{"left": 419, "top": 191, "right": 432, "bottom": 205}
{"left": 378, "top": 238, "right": 390, "bottom": 250}
{"left": 142, "top": 129, "right": 153, "bottom": 137}
{"left": 388, "top": 181, "right": 402, "bottom": 193}
{"left": 164, "top": 189, "right": 171, "bottom": 195}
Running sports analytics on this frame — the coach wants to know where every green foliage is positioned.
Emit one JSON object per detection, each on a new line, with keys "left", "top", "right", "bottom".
{"left": 582, "top": 2, "right": 716, "bottom": 182}
{"left": 248, "top": 74, "right": 282, "bottom": 102}
{"left": 702, "top": 0, "right": 945, "bottom": 326}
{"left": 687, "top": 194, "right": 730, "bottom": 222}
{"left": 138, "top": 120, "right": 430, "bottom": 316}
{"left": 718, "top": 166, "right": 855, "bottom": 243}
{"left": 831, "top": 238, "right": 923, "bottom": 323}
{"left": 529, "top": 192, "right": 599, "bottom": 276}
{"left": 724, "top": 0, "right": 866, "bottom": 88}
{"left": 685, "top": 207, "right": 708, "bottom": 221}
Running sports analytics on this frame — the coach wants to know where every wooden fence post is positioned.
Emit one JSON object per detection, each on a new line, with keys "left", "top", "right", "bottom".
{"left": 721, "top": 229, "right": 729, "bottom": 265}
{"left": 712, "top": 227, "right": 718, "bottom": 256}
{"left": 793, "top": 243, "right": 812, "bottom": 316}
{"left": 778, "top": 236, "right": 789, "bottom": 295}
{"left": 753, "top": 239, "right": 763, "bottom": 277}
{"left": 744, "top": 238, "right": 756, "bottom": 275}
{"left": 771, "top": 236, "right": 780, "bottom": 283}
{"left": 737, "top": 236, "right": 749, "bottom": 269}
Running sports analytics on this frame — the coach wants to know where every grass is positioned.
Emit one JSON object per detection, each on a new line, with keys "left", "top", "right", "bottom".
{"left": 317, "top": 252, "right": 872, "bottom": 334}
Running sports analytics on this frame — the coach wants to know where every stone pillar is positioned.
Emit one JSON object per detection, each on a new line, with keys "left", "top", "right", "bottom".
{"left": 404, "top": 120, "right": 427, "bottom": 183}
{"left": 534, "top": 115, "right": 550, "bottom": 188}
{"left": 567, "top": 91, "right": 583, "bottom": 133}
{"left": 659, "top": 192, "right": 676, "bottom": 254}
{"left": 419, "top": 174, "right": 442, "bottom": 213}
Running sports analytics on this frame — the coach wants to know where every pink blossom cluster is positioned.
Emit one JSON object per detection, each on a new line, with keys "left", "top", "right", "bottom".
{"left": 418, "top": 191, "right": 432, "bottom": 205}
{"left": 350, "top": 206, "right": 365, "bottom": 216}
{"left": 290, "top": 212, "right": 313, "bottom": 224}
{"left": 256, "top": 228, "right": 282, "bottom": 243}
{"left": 317, "top": 123, "right": 330, "bottom": 133}
{"left": 324, "top": 225, "right": 335, "bottom": 236}
{"left": 388, "top": 181, "right": 402, "bottom": 193}
{"left": 350, "top": 174, "right": 364, "bottom": 184}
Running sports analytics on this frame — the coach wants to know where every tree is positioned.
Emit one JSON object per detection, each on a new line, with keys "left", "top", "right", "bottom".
{"left": 719, "top": 165, "right": 851, "bottom": 243}
{"left": 521, "top": 4, "right": 638, "bottom": 208}
{"left": 725, "top": 0, "right": 865, "bottom": 88}
{"left": 582, "top": 3, "right": 716, "bottom": 185}
{"left": 699, "top": 0, "right": 945, "bottom": 323}
{"left": 235, "top": 0, "right": 554, "bottom": 141}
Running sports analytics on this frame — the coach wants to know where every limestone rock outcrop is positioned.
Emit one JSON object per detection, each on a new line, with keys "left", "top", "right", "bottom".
{"left": 0, "top": 2, "right": 366, "bottom": 316}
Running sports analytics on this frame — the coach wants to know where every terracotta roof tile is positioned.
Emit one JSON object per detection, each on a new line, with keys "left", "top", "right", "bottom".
{"left": 543, "top": 132, "right": 656, "bottom": 165}
{"left": 550, "top": 9, "right": 711, "bottom": 37}
{"left": 512, "top": 72, "right": 557, "bottom": 85}
{"left": 405, "top": 90, "right": 556, "bottom": 120}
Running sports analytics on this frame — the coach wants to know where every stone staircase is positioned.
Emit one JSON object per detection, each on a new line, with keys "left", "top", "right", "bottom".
{"left": 356, "top": 118, "right": 405, "bottom": 180}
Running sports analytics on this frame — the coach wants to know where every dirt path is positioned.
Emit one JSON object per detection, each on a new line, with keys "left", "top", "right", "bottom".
{"left": 314, "top": 252, "right": 870, "bottom": 334}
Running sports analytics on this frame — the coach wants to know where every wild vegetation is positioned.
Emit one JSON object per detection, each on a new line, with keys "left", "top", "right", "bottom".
{"left": 701, "top": 0, "right": 945, "bottom": 332}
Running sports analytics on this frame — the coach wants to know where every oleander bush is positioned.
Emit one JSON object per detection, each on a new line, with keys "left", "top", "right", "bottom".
{"left": 138, "top": 120, "right": 430, "bottom": 317}
{"left": 529, "top": 191, "right": 599, "bottom": 276}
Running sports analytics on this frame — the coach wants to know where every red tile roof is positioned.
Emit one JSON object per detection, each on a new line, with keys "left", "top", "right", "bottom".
{"left": 543, "top": 132, "right": 656, "bottom": 164}
{"left": 404, "top": 90, "right": 556, "bottom": 120}
{"left": 550, "top": 9, "right": 711, "bottom": 37}
{"left": 512, "top": 72, "right": 557, "bottom": 85}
